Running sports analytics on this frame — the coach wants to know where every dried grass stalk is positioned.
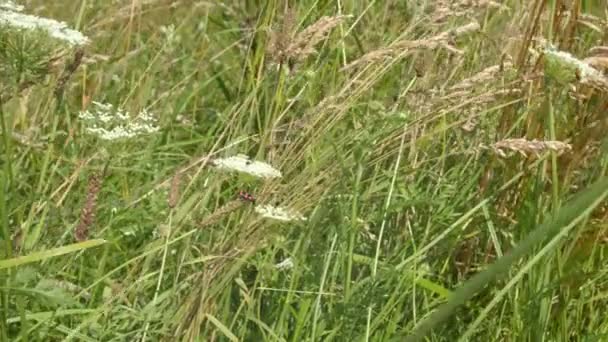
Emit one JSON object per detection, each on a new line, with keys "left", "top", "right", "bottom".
{"left": 431, "top": 0, "right": 509, "bottom": 23}
{"left": 450, "top": 62, "right": 514, "bottom": 91}
{"left": 492, "top": 138, "right": 572, "bottom": 158}
{"left": 198, "top": 200, "right": 245, "bottom": 229}
{"left": 285, "top": 15, "right": 350, "bottom": 61}
{"left": 267, "top": 9, "right": 350, "bottom": 69}
{"left": 168, "top": 172, "right": 181, "bottom": 208}
{"left": 584, "top": 56, "right": 608, "bottom": 73}
{"left": 342, "top": 21, "right": 480, "bottom": 71}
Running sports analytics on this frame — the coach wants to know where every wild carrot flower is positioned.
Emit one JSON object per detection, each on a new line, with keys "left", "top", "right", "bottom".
{"left": 275, "top": 258, "right": 294, "bottom": 270}
{"left": 211, "top": 154, "right": 282, "bottom": 179}
{"left": 0, "top": 1, "right": 23, "bottom": 12}
{"left": 0, "top": 3, "right": 89, "bottom": 46}
{"left": 78, "top": 102, "right": 160, "bottom": 141}
{"left": 255, "top": 204, "right": 306, "bottom": 222}
{"left": 543, "top": 45, "right": 608, "bottom": 90}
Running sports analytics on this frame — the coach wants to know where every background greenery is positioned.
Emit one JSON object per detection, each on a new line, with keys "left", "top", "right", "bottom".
{"left": 1, "top": 0, "right": 608, "bottom": 341}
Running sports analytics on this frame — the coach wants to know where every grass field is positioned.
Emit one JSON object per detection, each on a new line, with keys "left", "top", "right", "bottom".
{"left": 1, "top": 0, "right": 608, "bottom": 341}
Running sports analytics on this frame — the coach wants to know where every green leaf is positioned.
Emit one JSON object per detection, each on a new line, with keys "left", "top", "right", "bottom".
{"left": 0, "top": 239, "right": 106, "bottom": 269}
{"left": 206, "top": 314, "right": 239, "bottom": 342}
{"left": 403, "top": 177, "right": 608, "bottom": 342}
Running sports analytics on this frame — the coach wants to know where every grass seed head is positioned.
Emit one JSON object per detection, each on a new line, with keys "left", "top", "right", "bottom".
{"left": 492, "top": 138, "right": 572, "bottom": 158}
{"left": 75, "top": 172, "right": 103, "bottom": 242}
{"left": 267, "top": 10, "right": 350, "bottom": 71}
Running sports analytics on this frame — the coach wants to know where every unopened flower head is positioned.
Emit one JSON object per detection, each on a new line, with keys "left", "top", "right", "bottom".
{"left": 0, "top": 6, "right": 89, "bottom": 45}
{"left": 212, "top": 154, "right": 282, "bottom": 179}
{"left": 255, "top": 204, "right": 306, "bottom": 222}
{"left": 79, "top": 101, "right": 160, "bottom": 141}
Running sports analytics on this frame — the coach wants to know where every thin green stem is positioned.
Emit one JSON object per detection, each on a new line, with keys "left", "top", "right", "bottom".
{"left": 0, "top": 104, "right": 13, "bottom": 185}
{"left": 548, "top": 91, "right": 560, "bottom": 213}
{"left": 0, "top": 99, "right": 12, "bottom": 341}
{"left": 345, "top": 164, "right": 362, "bottom": 300}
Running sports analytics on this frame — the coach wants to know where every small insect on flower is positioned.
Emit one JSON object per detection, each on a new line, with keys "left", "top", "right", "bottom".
{"left": 238, "top": 190, "right": 256, "bottom": 204}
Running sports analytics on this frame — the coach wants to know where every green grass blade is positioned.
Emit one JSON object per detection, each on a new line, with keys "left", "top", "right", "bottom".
{"left": 0, "top": 239, "right": 106, "bottom": 270}
{"left": 404, "top": 177, "right": 608, "bottom": 342}
{"left": 206, "top": 314, "right": 239, "bottom": 342}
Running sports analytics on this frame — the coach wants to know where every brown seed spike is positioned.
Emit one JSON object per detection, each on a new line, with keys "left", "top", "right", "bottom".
{"left": 75, "top": 172, "right": 103, "bottom": 242}
{"left": 54, "top": 48, "right": 85, "bottom": 98}
{"left": 168, "top": 172, "right": 181, "bottom": 208}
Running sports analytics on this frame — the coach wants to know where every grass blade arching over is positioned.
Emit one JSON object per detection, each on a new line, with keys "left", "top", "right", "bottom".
{"left": 404, "top": 177, "right": 608, "bottom": 342}
{"left": 0, "top": 239, "right": 106, "bottom": 270}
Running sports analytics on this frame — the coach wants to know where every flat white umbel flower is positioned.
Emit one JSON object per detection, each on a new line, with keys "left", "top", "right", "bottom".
{"left": 255, "top": 204, "right": 306, "bottom": 222}
{"left": 212, "top": 154, "right": 282, "bottom": 179}
{"left": 0, "top": 4, "right": 89, "bottom": 45}
{"left": 79, "top": 101, "right": 160, "bottom": 141}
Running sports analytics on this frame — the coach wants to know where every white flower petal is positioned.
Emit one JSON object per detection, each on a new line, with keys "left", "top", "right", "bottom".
{"left": 212, "top": 155, "right": 282, "bottom": 179}
{"left": 79, "top": 102, "right": 159, "bottom": 141}
{"left": 275, "top": 258, "right": 294, "bottom": 270}
{"left": 0, "top": 1, "right": 23, "bottom": 11}
{"left": 0, "top": 8, "right": 89, "bottom": 46}
{"left": 255, "top": 204, "right": 306, "bottom": 222}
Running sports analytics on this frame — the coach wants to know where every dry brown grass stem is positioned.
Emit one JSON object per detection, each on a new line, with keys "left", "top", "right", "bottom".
{"left": 578, "top": 14, "right": 608, "bottom": 33}
{"left": 588, "top": 46, "right": 608, "bottom": 57}
{"left": 584, "top": 47, "right": 608, "bottom": 74}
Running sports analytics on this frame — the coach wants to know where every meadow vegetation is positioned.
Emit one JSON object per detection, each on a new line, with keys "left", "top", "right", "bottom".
{"left": 1, "top": 0, "right": 608, "bottom": 340}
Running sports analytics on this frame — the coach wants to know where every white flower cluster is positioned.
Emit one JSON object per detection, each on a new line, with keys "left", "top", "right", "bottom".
{"left": 0, "top": 1, "right": 23, "bottom": 11}
{"left": 255, "top": 204, "right": 306, "bottom": 222}
{"left": 545, "top": 49, "right": 603, "bottom": 78}
{"left": 542, "top": 46, "right": 608, "bottom": 89}
{"left": 79, "top": 101, "right": 160, "bottom": 141}
{"left": 274, "top": 258, "right": 294, "bottom": 270}
{"left": 0, "top": 2, "right": 89, "bottom": 46}
{"left": 212, "top": 154, "right": 282, "bottom": 179}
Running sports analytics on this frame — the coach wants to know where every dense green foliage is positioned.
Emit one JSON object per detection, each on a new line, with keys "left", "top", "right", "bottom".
{"left": 1, "top": 1, "right": 608, "bottom": 341}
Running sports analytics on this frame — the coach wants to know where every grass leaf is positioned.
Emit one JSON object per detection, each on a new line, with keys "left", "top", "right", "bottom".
{"left": 404, "top": 177, "right": 608, "bottom": 341}
{"left": 0, "top": 239, "right": 106, "bottom": 269}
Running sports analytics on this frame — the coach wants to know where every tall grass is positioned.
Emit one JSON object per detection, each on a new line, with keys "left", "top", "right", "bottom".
{"left": 1, "top": 0, "right": 608, "bottom": 341}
